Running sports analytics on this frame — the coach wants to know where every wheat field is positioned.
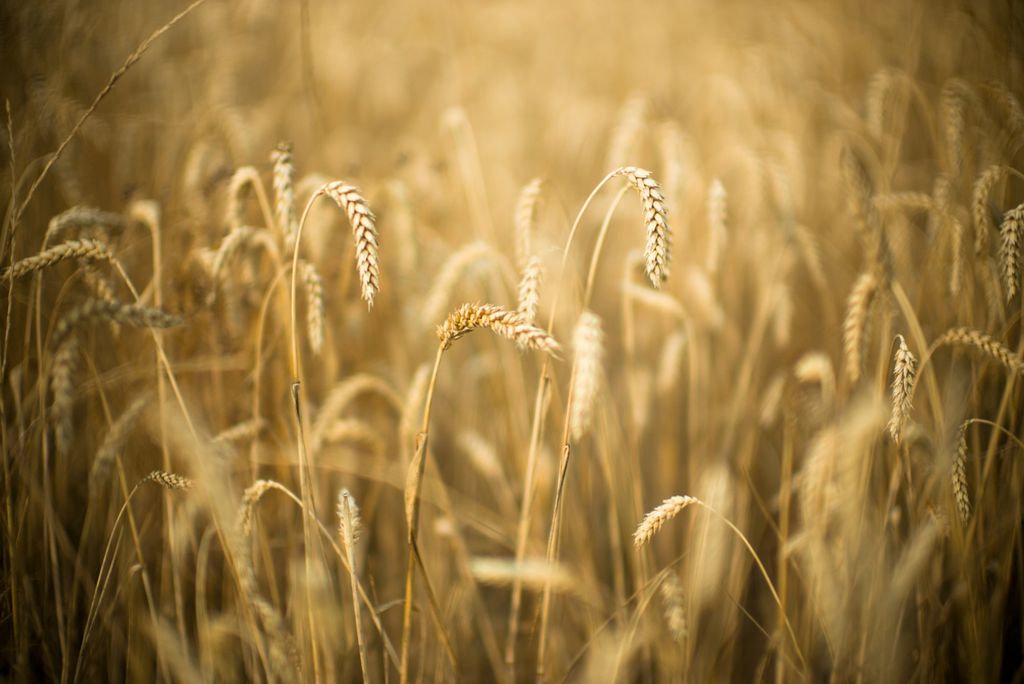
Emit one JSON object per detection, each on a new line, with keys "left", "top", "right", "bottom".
{"left": 1, "top": 0, "right": 1023, "bottom": 681}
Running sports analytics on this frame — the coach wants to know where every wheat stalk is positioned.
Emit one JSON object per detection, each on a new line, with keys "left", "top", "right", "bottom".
{"left": 1000, "top": 203, "right": 1023, "bottom": 300}
{"left": 272, "top": 141, "right": 298, "bottom": 246}
{"left": 516, "top": 255, "right": 544, "bottom": 325}
{"left": 935, "top": 327, "right": 1024, "bottom": 374}
{"left": 569, "top": 310, "right": 604, "bottom": 441}
{"left": 615, "top": 166, "right": 671, "bottom": 288}
{"left": 888, "top": 334, "right": 917, "bottom": 444}
{"left": 323, "top": 181, "right": 380, "bottom": 308}
{"left": 633, "top": 496, "right": 698, "bottom": 547}
{"left": 4, "top": 238, "right": 115, "bottom": 280}
{"left": 973, "top": 165, "right": 1006, "bottom": 255}
{"left": 842, "top": 270, "right": 878, "bottom": 384}
{"left": 436, "top": 302, "right": 560, "bottom": 354}
{"left": 514, "top": 178, "right": 544, "bottom": 268}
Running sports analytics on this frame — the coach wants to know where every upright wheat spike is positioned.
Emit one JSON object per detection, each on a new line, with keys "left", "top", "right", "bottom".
{"left": 706, "top": 178, "right": 727, "bottom": 274}
{"left": 50, "top": 337, "right": 78, "bottom": 456}
{"left": 1000, "top": 203, "right": 1023, "bottom": 300}
{"left": 973, "top": 165, "right": 1006, "bottom": 255}
{"left": 660, "top": 573, "right": 688, "bottom": 643}
{"left": 336, "top": 488, "right": 369, "bottom": 681}
{"left": 323, "top": 181, "right": 380, "bottom": 307}
{"left": 437, "top": 303, "right": 560, "bottom": 354}
{"left": 514, "top": 178, "right": 544, "bottom": 269}
{"left": 888, "top": 335, "right": 917, "bottom": 444}
{"left": 952, "top": 423, "right": 971, "bottom": 525}
{"left": 936, "top": 327, "right": 1024, "bottom": 375}
{"left": 569, "top": 311, "right": 604, "bottom": 441}
{"left": 52, "top": 299, "right": 182, "bottom": 348}
{"left": 4, "top": 238, "right": 114, "bottom": 280}
{"left": 272, "top": 142, "right": 298, "bottom": 246}
{"left": 299, "top": 258, "right": 325, "bottom": 354}
{"left": 842, "top": 271, "right": 878, "bottom": 384}
{"left": 941, "top": 79, "right": 968, "bottom": 177}
{"left": 516, "top": 256, "right": 544, "bottom": 325}
{"left": 615, "top": 166, "right": 671, "bottom": 288}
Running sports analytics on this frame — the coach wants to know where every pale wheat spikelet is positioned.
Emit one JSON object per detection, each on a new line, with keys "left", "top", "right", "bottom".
{"left": 973, "top": 165, "right": 1007, "bottom": 255}
{"left": 323, "top": 180, "right": 380, "bottom": 307}
{"left": 842, "top": 271, "right": 878, "bottom": 384}
{"left": 437, "top": 303, "right": 560, "bottom": 354}
{"left": 706, "top": 178, "right": 727, "bottom": 274}
{"left": 514, "top": 178, "right": 544, "bottom": 268}
{"left": 888, "top": 335, "right": 917, "bottom": 444}
{"left": 952, "top": 423, "right": 971, "bottom": 525}
{"left": 516, "top": 255, "right": 544, "bottom": 325}
{"left": 4, "top": 238, "right": 115, "bottom": 280}
{"left": 237, "top": 479, "right": 291, "bottom": 536}
{"left": 615, "top": 166, "right": 671, "bottom": 288}
{"left": 872, "top": 192, "right": 934, "bottom": 214}
{"left": 225, "top": 165, "right": 262, "bottom": 229}
{"left": 271, "top": 142, "right": 297, "bottom": 246}
{"left": 89, "top": 394, "right": 149, "bottom": 495}
{"left": 50, "top": 337, "right": 78, "bottom": 456}
{"left": 45, "top": 206, "right": 126, "bottom": 241}
{"left": 143, "top": 470, "right": 194, "bottom": 490}
{"left": 299, "top": 258, "right": 325, "bottom": 354}
{"left": 999, "top": 203, "right": 1023, "bottom": 300}
{"left": 337, "top": 488, "right": 363, "bottom": 553}
{"left": 52, "top": 299, "right": 182, "bottom": 349}
{"left": 941, "top": 80, "right": 968, "bottom": 176}
{"left": 936, "top": 327, "right": 1024, "bottom": 375}
{"left": 421, "top": 241, "right": 493, "bottom": 325}
{"left": 213, "top": 418, "right": 266, "bottom": 444}
{"left": 605, "top": 94, "right": 647, "bottom": 171}
{"left": 634, "top": 495, "right": 698, "bottom": 547}
{"left": 569, "top": 311, "right": 604, "bottom": 441}
{"left": 866, "top": 68, "right": 896, "bottom": 139}
{"left": 659, "top": 573, "right": 688, "bottom": 643}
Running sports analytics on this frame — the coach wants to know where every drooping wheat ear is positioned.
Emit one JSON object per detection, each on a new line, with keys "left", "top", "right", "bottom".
{"left": 45, "top": 206, "right": 126, "bottom": 241}
{"left": 973, "top": 165, "right": 1007, "bottom": 255}
{"left": 842, "top": 270, "right": 878, "bottom": 384}
{"left": 952, "top": 423, "right": 971, "bottom": 525}
{"left": 514, "top": 178, "right": 544, "bottom": 268}
{"left": 421, "top": 241, "right": 493, "bottom": 325}
{"left": 516, "top": 255, "right": 544, "bottom": 325}
{"left": 237, "top": 479, "right": 292, "bottom": 537}
{"left": 633, "top": 495, "right": 698, "bottom": 547}
{"left": 337, "top": 488, "right": 363, "bottom": 554}
{"left": 659, "top": 573, "right": 688, "bottom": 643}
{"left": 210, "top": 226, "right": 280, "bottom": 289}
{"left": 605, "top": 94, "right": 648, "bottom": 171}
{"left": 89, "top": 394, "right": 149, "bottom": 495}
{"left": 706, "top": 178, "right": 727, "bottom": 274}
{"left": 437, "top": 303, "right": 561, "bottom": 355}
{"left": 569, "top": 311, "right": 604, "bottom": 441}
{"left": 50, "top": 337, "right": 78, "bottom": 456}
{"left": 888, "top": 335, "right": 917, "bottom": 444}
{"left": 272, "top": 142, "right": 297, "bottom": 246}
{"left": 298, "top": 258, "right": 325, "bottom": 354}
{"left": 323, "top": 181, "right": 380, "bottom": 308}
{"left": 936, "top": 327, "right": 1024, "bottom": 375}
{"left": 872, "top": 192, "right": 934, "bottom": 214}
{"left": 213, "top": 418, "right": 266, "bottom": 444}
{"left": 52, "top": 299, "right": 182, "bottom": 349}
{"left": 940, "top": 79, "right": 971, "bottom": 177}
{"left": 311, "top": 373, "right": 402, "bottom": 452}
{"left": 225, "top": 165, "right": 263, "bottom": 229}
{"left": 615, "top": 166, "right": 671, "bottom": 288}
{"left": 4, "top": 238, "right": 114, "bottom": 279}
{"left": 143, "top": 470, "right": 194, "bottom": 490}
{"left": 1000, "top": 203, "right": 1023, "bottom": 300}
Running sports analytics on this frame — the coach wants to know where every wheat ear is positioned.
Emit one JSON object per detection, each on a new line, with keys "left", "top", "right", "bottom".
{"left": 660, "top": 572, "right": 688, "bottom": 643}
{"left": 4, "top": 238, "right": 115, "bottom": 279}
{"left": 706, "top": 178, "right": 727, "bottom": 274}
{"left": 633, "top": 496, "right": 699, "bottom": 547}
{"left": 323, "top": 181, "right": 380, "bottom": 308}
{"left": 935, "top": 327, "right": 1024, "bottom": 374}
{"left": 50, "top": 337, "right": 79, "bottom": 456}
{"left": 298, "top": 258, "right": 325, "bottom": 355}
{"left": 52, "top": 299, "right": 182, "bottom": 349}
{"left": 973, "top": 165, "right": 1007, "bottom": 255}
{"left": 514, "top": 178, "right": 544, "bottom": 268}
{"left": 842, "top": 271, "right": 878, "bottom": 384}
{"left": 272, "top": 141, "right": 297, "bottom": 246}
{"left": 437, "top": 302, "right": 560, "bottom": 354}
{"left": 1000, "top": 203, "right": 1023, "bottom": 300}
{"left": 569, "top": 311, "right": 604, "bottom": 441}
{"left": 89, "top": 394, "right": 150, "bottom": 495}
{"left": 888, "top": 334, "right": 917, "bottom": 444}
{"left": 614, "top": 166, "right": 671, "bottom": 288}
{"left": 45, "top": 206, "right": 126, "bottom": 241}
{"left": 952, "top": 423, "right": 971, "bottom": 525}
{"left": 516, "top": 255, "right": 544, "bottom": 325}
{"left": 337, "top": 488, "right": 369, "bottom": 682}
{"left": 143, "top": 470, "right": 194, "bottom": 490}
